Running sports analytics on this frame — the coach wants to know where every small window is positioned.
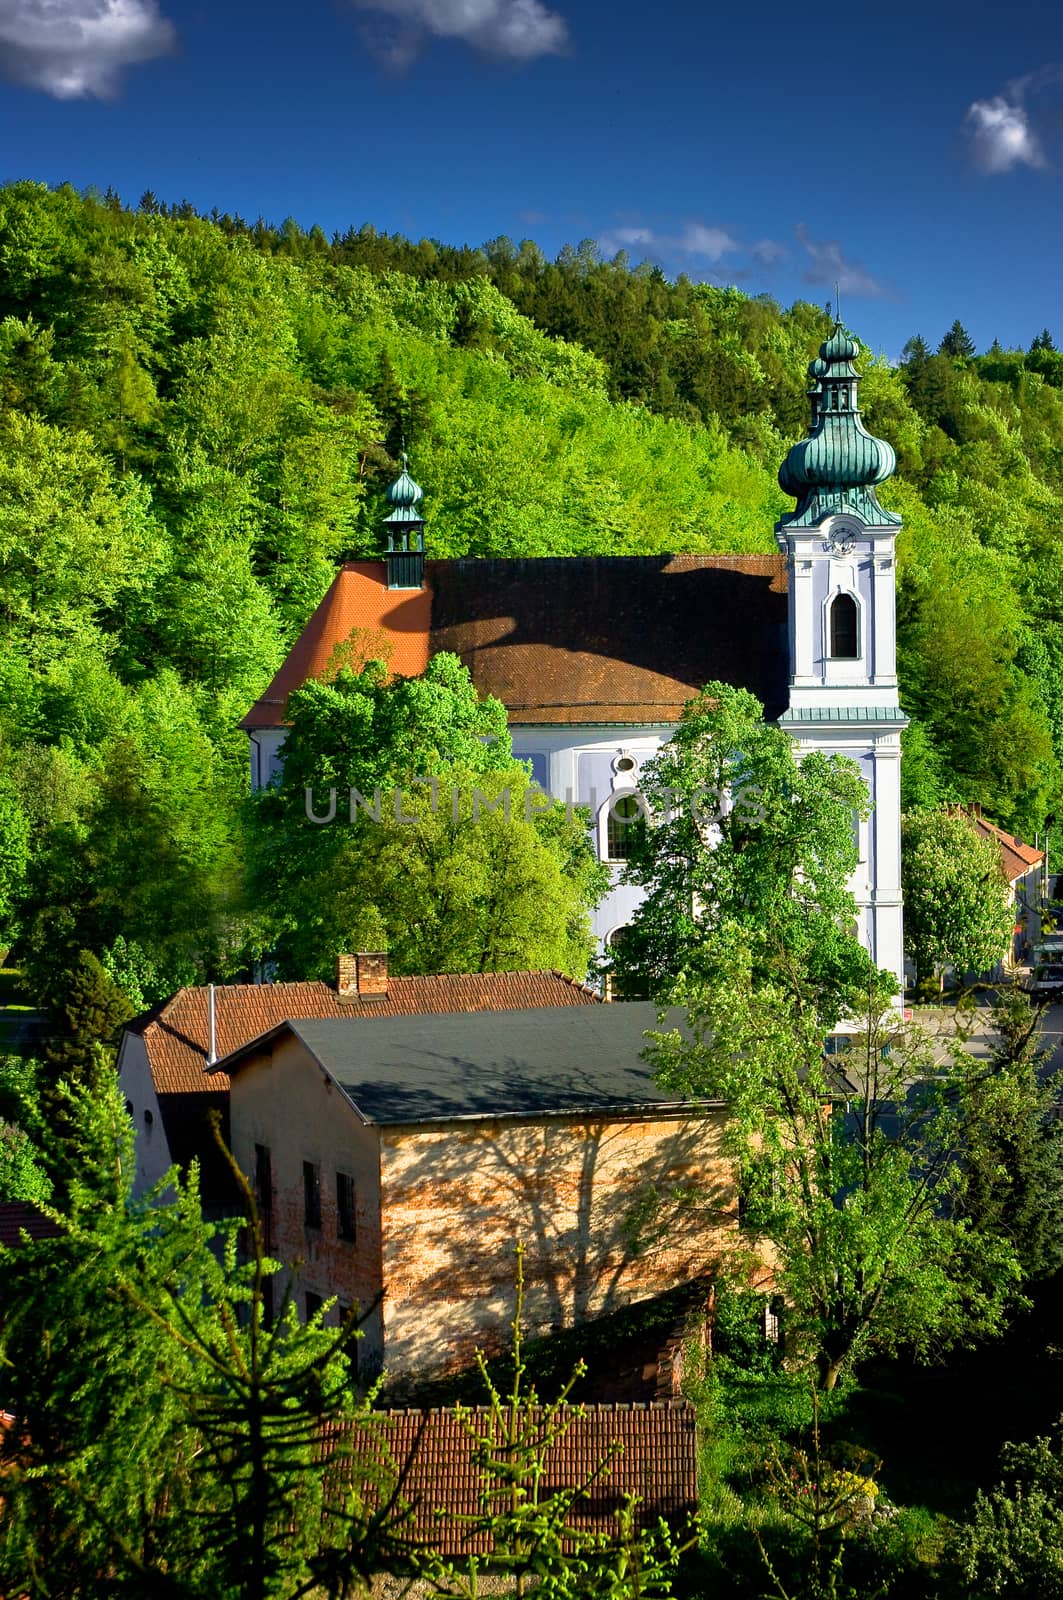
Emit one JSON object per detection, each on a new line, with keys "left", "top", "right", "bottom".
{"left": 606, "top": 793, "right": 644, "bottom": 862}
{"left": 305, "top": 1290, "right": 322, "bottom": 1322}
{"left": 604, "top": 925, "right": 636, "bottom": 1001}
{"left": 336, "top": 1171, "right": 357, "bottom": 1242}
{"left": 303, "top": 1160, "right": 321, "bottom": 1230}
{"left": 829, "top": 593, "right": 858, "bottom": 659}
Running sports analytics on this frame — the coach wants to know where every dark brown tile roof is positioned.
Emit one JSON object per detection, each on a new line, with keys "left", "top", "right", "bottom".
{"left": 128, "top": 972, "right": 602, "bottom": 1101}
{"left": 241, "top": 554, "right": 789, "bottom": 731}
{"left": 0, "top": 1204, "right": 60, "bottom": 1248}
{"left": 430, "top": 554, "right": 789, "bottom": 725}
{"left": 335, "top": 1401, "right": 697, "bottom": 1554}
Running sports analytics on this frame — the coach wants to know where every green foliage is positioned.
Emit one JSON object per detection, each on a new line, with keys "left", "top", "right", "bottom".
{"left": 611, "top": 682, "right": 875, "bottom": 1018}
{"left": 45, "top": 948, "right": 133, "bottom": 1080}
{"left": 651, "top": 978, "right": 1022, "bottom": 1392}
{"left": 249, "top": 653, "right": 607, "bottom": 978}
{"left": 952, "top": 989, "right": 1063, "bottom": 1282}
{"left": 0, "top": 1074, "right": 404, "bottom": 1599}
{"left": 900, "top": 811, "right": 1016, "bottom": 992}
{"left": 954, "top": 1420, "right": 1063, "bottom": 1597}
{"left": 1, "top": 180, "right": 1062, "bottom": 1000}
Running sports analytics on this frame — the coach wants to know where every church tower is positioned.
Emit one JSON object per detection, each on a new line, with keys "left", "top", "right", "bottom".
{"left": 776, "top": 323, "right": 906, "bottom": 992}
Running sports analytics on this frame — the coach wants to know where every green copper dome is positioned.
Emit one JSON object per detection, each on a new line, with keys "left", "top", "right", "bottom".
{"left": 778, "top": 323, "right": 900, "bottom": 528}
{"left": 384, "top": 453, "right": 425, "bottom": 524}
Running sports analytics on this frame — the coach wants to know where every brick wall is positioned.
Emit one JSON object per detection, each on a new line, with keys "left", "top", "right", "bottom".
{"left": 378, "top": 1112, "right": 737, "bottom": 1378}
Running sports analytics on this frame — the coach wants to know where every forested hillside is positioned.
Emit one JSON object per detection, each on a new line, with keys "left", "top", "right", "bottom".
{"left": 0, "top": 181, "right": 1059, "bottom": 1004}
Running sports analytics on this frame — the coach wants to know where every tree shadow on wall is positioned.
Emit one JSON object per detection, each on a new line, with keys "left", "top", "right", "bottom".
{"left": 379, "top": 1108, "right": 745, "bottom": 1388}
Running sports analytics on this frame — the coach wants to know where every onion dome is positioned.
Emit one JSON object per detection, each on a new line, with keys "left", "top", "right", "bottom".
{"left": 778, "top": 322, "right": 901, "bottom": 528}
{"left": 384, "top": 453, "right": 424, "bottom": 524}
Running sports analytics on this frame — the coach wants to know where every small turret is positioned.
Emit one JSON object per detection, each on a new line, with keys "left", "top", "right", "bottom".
{"left": 383, "top": 454, "right": 426, "bottom": 589}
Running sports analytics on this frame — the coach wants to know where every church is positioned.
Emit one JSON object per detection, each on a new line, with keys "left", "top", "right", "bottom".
{"left": 242, "top": 323, "right": 905, "bottom": 991}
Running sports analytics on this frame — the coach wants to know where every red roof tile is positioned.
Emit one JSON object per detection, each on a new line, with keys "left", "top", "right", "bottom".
{"left": 334, "top": 1401, "right": 697, "bottom": 1554}
{"left": 241, "top": 562, "right": 432, "bottom": 730}
{"left": 129, "top": 972, "right": 601, "bottom": 1100}
{"left": 241, "top": 554, "right": 790, "bottom": 731}
{"left": 964, "top": 811, "right": 1045, "bottom": 884}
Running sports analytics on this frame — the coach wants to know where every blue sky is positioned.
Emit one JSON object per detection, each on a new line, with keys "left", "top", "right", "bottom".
{"left": 0, "top": 0, "right": 1059, "bottom": 359}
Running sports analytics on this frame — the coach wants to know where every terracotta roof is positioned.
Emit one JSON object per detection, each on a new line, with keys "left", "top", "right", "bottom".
{"left": 965, "top": 812, "right": 1044, "bottom": 884}
{"left": 0, "top": 1204, "right": 61, "bottom": 1248}
{"left": 241, "top": 562, "right": 432, "bottom": 730}
{"left": 430, "top": 554, "right": 789, "bottom": 725}
{"left": 335, "top": 1401, "right": 697, "bottom": 1554}
{"left": 241, "top": 554, "right": 789, "bottom": 731}
{"left": 128, "top": 972, "right": 601, "bottom": 1101}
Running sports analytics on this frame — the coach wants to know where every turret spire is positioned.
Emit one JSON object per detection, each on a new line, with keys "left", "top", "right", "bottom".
{"left": 382, "top": 453, "right": 426, "bottom": 589}
{"left": 778, "top": 323, "right": 899, "bottom": 528}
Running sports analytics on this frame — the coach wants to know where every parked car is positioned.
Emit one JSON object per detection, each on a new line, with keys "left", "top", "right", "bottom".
{"left": 1028, "top": 962, "right": 1063, "bottom": 998}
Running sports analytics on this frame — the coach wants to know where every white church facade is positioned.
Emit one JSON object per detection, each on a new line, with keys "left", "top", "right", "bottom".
{"left": 242, "top": 323, "right": 905, "bottom": 991}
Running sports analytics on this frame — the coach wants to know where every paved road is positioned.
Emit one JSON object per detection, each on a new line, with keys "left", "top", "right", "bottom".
{"left": 908, "top": 1001, "right": 1063, "bottom": 1084}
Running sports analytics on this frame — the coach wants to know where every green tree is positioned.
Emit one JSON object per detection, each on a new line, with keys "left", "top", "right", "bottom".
{"left": 901, "top": 810, "right": 1015, "bottom": 995}
{"left": 45, "top": 949, "right": 132, "bottom": 1081}
{"left": 0, "top": 772, "right": 29, "bottom": 949}
{"left": 611, "top": 682, "right": 873, "bottom": 1018}
{"left": 955, "top": 1420, "right": 1063, "bottom": 1598}
{"left": 0, "top": 1075, "right": 405, "bottom": 1599}
{"left": 248, "top": 652, "right": 607, "bottom": 979}
{"left": 938, "top": 321, "right": 976, "bottom": 359}
{"left": 953, "top": 988, "right": 1063, "bottom": 1281}
{"left": 649, "top": 968, "right": 1021, "bottom": 1390}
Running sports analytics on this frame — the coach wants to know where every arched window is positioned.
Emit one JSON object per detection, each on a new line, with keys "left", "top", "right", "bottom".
{"left": 606, "top": 925, "right": 644, "bottom": 1001}
{"left": 606, "top": 793, "right": 643, "bottom": 861}
{"left": 829, "top": 592, "right": 859, "bottom": 658}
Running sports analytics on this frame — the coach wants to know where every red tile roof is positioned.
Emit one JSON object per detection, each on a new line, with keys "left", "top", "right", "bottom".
{"left": 241, "top": 554, "right": 789, "bottom": 731}
{"left": 128, "top": 972, "right": 601, "bottom": 1101}
{"left": 336, "top": 1401, "right": 697, "bottom": 1554}
{"left": 964, "top": 811, "right": 1045, "bottom": 884}
{"left": 241, "top": 562, "right": 432, "bottom": 730}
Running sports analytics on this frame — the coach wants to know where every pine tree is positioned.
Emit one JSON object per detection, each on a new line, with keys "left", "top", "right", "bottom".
{"left": 938, "top": 320, "right": 976, "bottom": 359}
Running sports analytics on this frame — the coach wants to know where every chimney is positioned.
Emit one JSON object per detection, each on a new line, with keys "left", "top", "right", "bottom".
{"left": 336, "top": 952, "right": 388, "bottom": 1001}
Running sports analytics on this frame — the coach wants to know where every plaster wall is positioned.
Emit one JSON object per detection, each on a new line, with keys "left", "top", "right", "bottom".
{"left": 228, "top": 1036, "right": 385, "bottom": 1370}
{"left": 377, "top": 1109, "right": 738, "bottom": 1380}
{"left": 117, "top": 1033, "right": 172, "bottom": 1196}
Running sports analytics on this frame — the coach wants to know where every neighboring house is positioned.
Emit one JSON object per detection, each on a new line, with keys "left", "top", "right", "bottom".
{"left": 241, "top": 326, "right": 907, "bottom": 993}
{"left": 219, "top": 1003, "right": 741, "bottom": 1382}
{"left": 117, "top": 958, "right": 601, "bottom": 1211}
{"left": 0, "top": 1203, "right": 60, "bottom": 1250}
{"left": 964, "top": 809, "right": 1046, "bottom": 969}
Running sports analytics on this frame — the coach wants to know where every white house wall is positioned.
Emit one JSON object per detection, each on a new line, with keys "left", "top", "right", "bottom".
{"left": 116, "top": 1033, "right": 173, "bottom": 1196}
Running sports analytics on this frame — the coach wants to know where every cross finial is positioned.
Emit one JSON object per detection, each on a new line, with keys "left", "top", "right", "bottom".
{"left": 834, "top": 280, "right": 842, "bottom": 325}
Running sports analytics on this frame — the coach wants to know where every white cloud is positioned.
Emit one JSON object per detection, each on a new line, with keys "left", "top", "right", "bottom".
{"left": 795, "top": 224, "right": 884, "bottom": 299}
{"left": 751, "top": 237, "right": 787, "bottom": 265}
{"left": 351, "top": 0, "right": 568, "bottom": 63}
{"left": 965, "top": 92, "right": 1046, "bottom": 173}
{"left": 600, "top": 221, "right": 738, "bottom": 263}
{"left": 0, "top": 0, "right": 175, "bottom": 99}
